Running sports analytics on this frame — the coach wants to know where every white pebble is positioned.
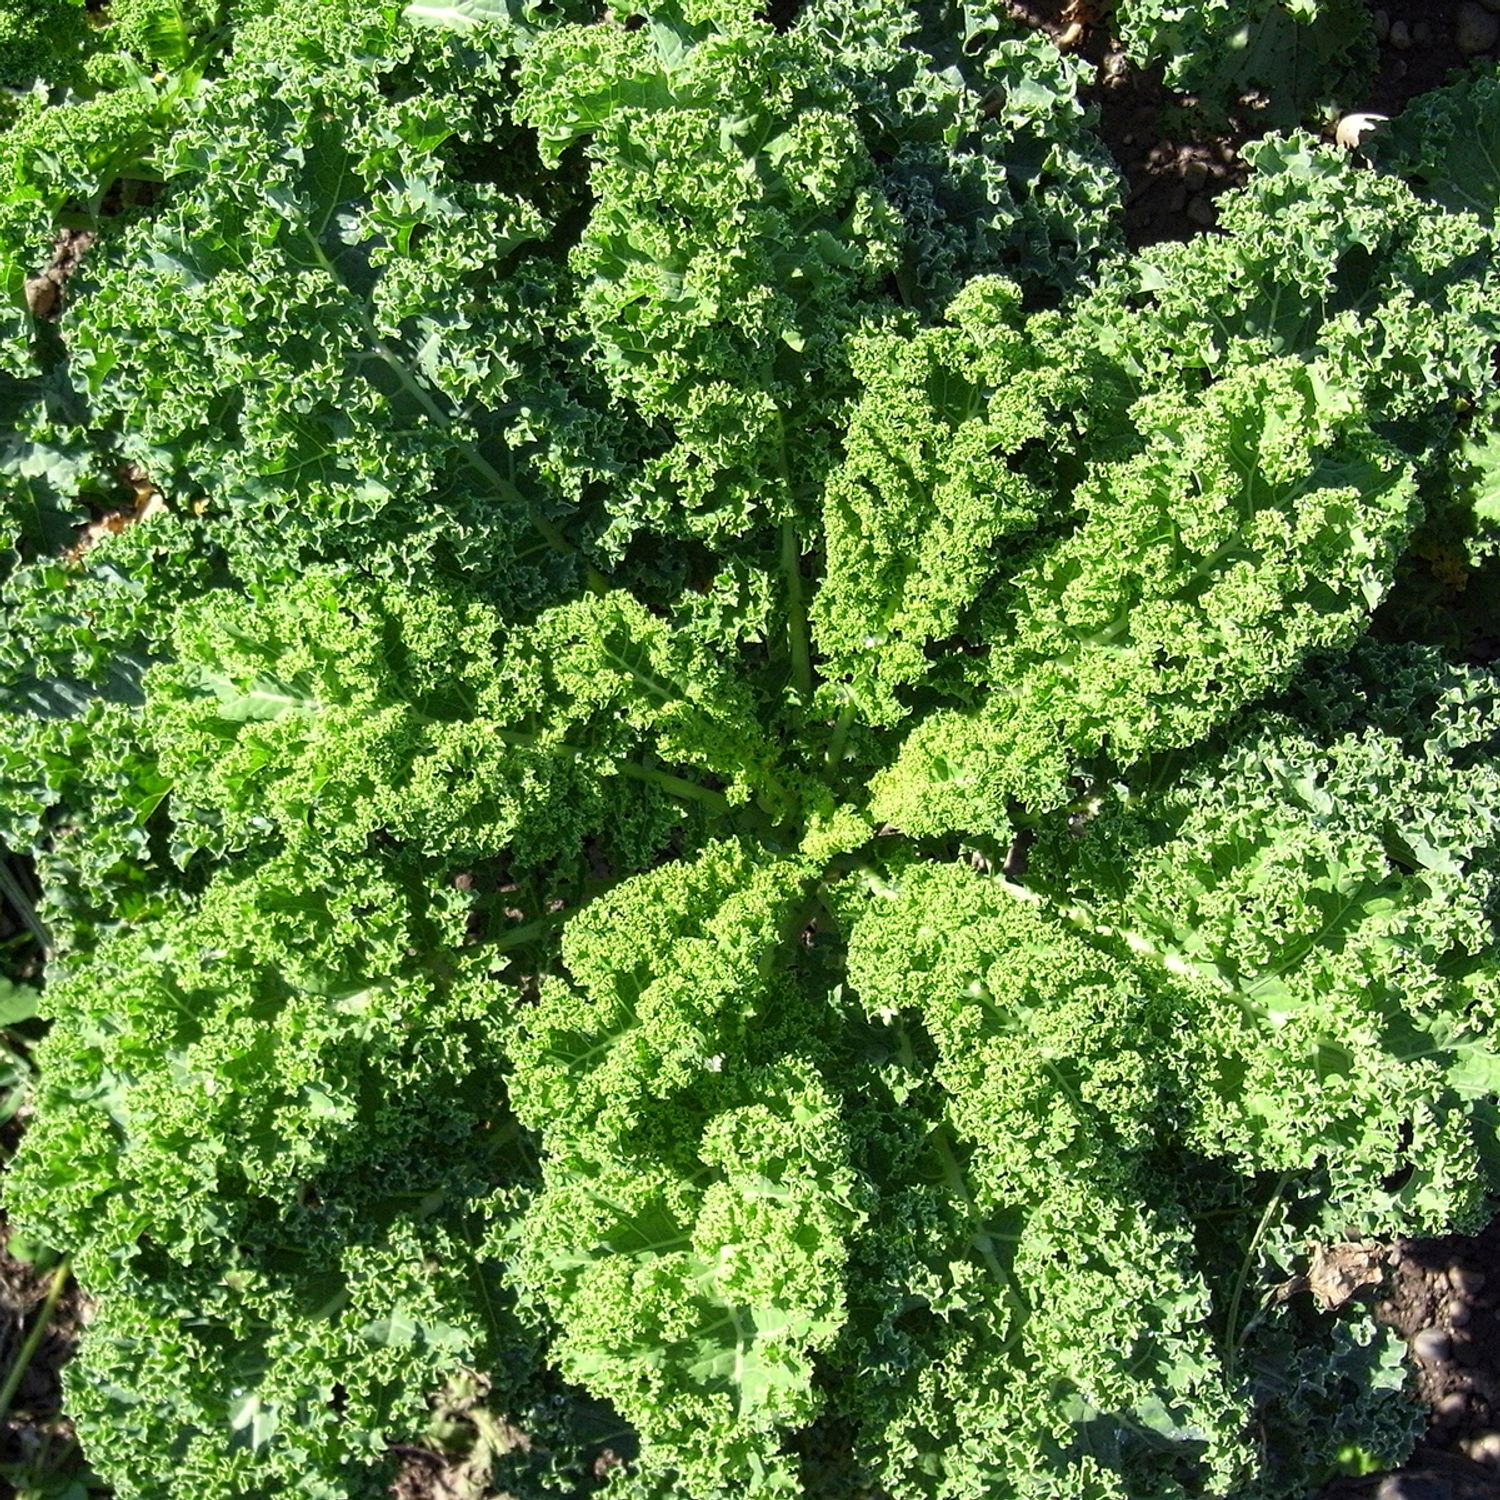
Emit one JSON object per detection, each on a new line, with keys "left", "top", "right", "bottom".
{"left": 1465, "top": 1430, "right": 1500, "bottom": 1467}
{"left": 1411, "top": 1325, "right": 1450, "bottom": 1364}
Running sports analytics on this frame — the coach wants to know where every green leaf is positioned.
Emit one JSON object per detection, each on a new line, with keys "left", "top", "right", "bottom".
{"left": 0, "top": 979, "right": 40, "bottom": 1026}
{"left": 1446, "top": 1039, "right": 1500, "bottom": 1102}
{"left": 180, "top": 666, "right": 321, "bottom": 724}
{"left": 1371, "top": 65, "right": 1500, "bottom": 225}
{"left": 1114, "top": 0, "right": 1373, "bottom": 124}
{"left": 6, "top": 5, "right": 1497, "bottom": 1500}
{"left": 359, "top": 1309, "right": 417, "bottom": 1346}
{"left": 403, "top": 0, "right": 517, "bottom": 29}
{"left": 1464, "top": 423, "right": 1500, "bottom": 531}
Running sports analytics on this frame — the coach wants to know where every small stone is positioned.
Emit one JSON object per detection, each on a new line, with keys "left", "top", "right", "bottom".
{"left": 1168, "top": 184, "right": 1187, "bottom": 214}
{"left": 1101, "top": 51, "right": 1128, "bottom": 83}
{"left": 1449, "top": 1297, "right": 1473, "bottom": 1327}
{"left": 1183, "top": 159, "right": 1210, "bottom": 191}
{"left": 1435, "top": 1390, "right": 1469, "bottom": 1425}
{"left": 1389, "top": 18, "right": 1411, "bottom": 47}
{"left": 1378, "top": 1475, "right": 1453, "bottom": 1500}
{"left": 1411, "top": 1325, "right": 1451, "bottom": 1364}
{"left": 1186, "top": 194, "right": 1218, "bottom": 227}
{"left": 1465, "top": 1430, "right": 1500, "bottom": 1467}
{"left": 1457, "top": 1, "right": 1500, "bottom": 53}
{"left": 1412, "top": 19, "right": 1432, "bottom": 43}
{"left": 1336, "top": 113, "right": 1389, "bottom": 151}
{"left": 1450, "top": 1266, "right": 1486, "bottom": 1297}
{"left": 1372, "top": 6, "right": 1390, "bottom": 39}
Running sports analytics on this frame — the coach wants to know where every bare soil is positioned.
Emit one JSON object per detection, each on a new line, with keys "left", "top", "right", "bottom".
{"left": 1013, "top": 0, "right": 1496, "bottom": 247}
{"left": 1322, "top": 1220, "right": 1500, "bottom": 1500}
{"left": 0, "top": 1213, "right": 88, "bottom": 1500}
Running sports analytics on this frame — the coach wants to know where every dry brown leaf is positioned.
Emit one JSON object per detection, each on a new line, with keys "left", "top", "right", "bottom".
{"left": 63, "top": 475, "right": 170, "bottom": 562}
{"left": 1308, "top": 1241, "right": 1388, "bottom": 1311}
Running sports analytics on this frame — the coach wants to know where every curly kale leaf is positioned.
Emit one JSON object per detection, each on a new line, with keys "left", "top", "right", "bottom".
{"left": 6, "top": 853, "right": 532, "bottom": 1500}
{"left": 0, "top": 514, "right": 220, "bottom": 946}
{"left": 1079, "top": 134, "right": 1500, "bottom": 438}
{"left": 1112, "top": 0, "right": 1374, "bottom": 125}
{"left": 514, "top": 2, "right": 903, "bottom": 550}
{"left": 507, "top": 842, "right": 860, "bottom": 1497}
{"left": 812, "top": 278, "right": 1107, "bottom": 731}
{"left": 837, "top": 863, "right": 1251, "bottom": 1500}
{"left": 0, "top": 0, "right": 89, "bottom": 87}
{"left": 795, "top": 0, "right": 1121, "bottom": 310}
{"left": 868, "top": 356, "right": 1415, "bottom": 833}
{"left": 52, "top": 0, "right": 607, "bottom": 600}
{"left": 0, "top": 70, "right": 190, "bottom": 371}
{"left": 1029, "top": 642, "right": 1500, "bottom": 1236}
{"left": 50, "top": 1221, "right": 508, "bottom": 1500}
{"left": 147, "top": 570, "right": 587, "bottom": 870}
{"left": 10, "top": 855, "right": 486, "bottom": 1259}
{"left": 1367, "top": 62, "right": 1500, "bottom": 227}
{"left": 0, "top": 0, "right": 249, "bottom": 369}
{"left": 145, "top": 571, "right": 795, "bottom": 886}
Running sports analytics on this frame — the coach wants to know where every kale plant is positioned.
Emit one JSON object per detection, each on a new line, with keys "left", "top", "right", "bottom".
{"left": 1, "top": 2, "right": 1498, "bottom": 1498}
{"left": 1111, "top": 0, "right": 1375, "bottom": 125}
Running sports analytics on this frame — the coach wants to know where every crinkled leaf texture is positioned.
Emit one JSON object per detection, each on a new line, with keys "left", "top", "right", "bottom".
{"left": 866, "top": 352, "right": 1416, "bottom": 833}
{"left": 5, "top": 853, "right": 531, "bottom": 1499}
{"left": 1113, "top": 0, "right": 1374, "bottom": 125}
{"left": 1368, "top": 62, "right": 1500, "bottom": 228}
{"left": 507, "top": 843, "right": 857, "bottom": 1496}
{"left": 1, "top": 4, "right": 1498, "bottom": 1499}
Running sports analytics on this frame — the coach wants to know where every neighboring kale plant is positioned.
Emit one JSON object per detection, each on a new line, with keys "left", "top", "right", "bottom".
{"left": 0, "top": 0, "right": 275, "bottom": 359}
{"left": 1, "top": 2, "right": 1498, "bottom": 1498}
{"left": 1113, "top": 0, "right": 1374, "bottom": 125}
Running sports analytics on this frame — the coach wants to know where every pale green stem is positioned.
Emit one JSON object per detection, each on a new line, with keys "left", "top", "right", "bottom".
{"left": 823, "top": 695, "right": 857, "bottom": 777}
{"left": 1225, "top": 1172, "right": 1291, "bottom": 1383}
{"left": 0, "top": 1260, "right": 69, "bottom": 1429}
{"left": 780, "top": 520, "right": 813, "bottom": 706}
{"left": 613, "top": 760, "right": 731, "bottom": 814}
